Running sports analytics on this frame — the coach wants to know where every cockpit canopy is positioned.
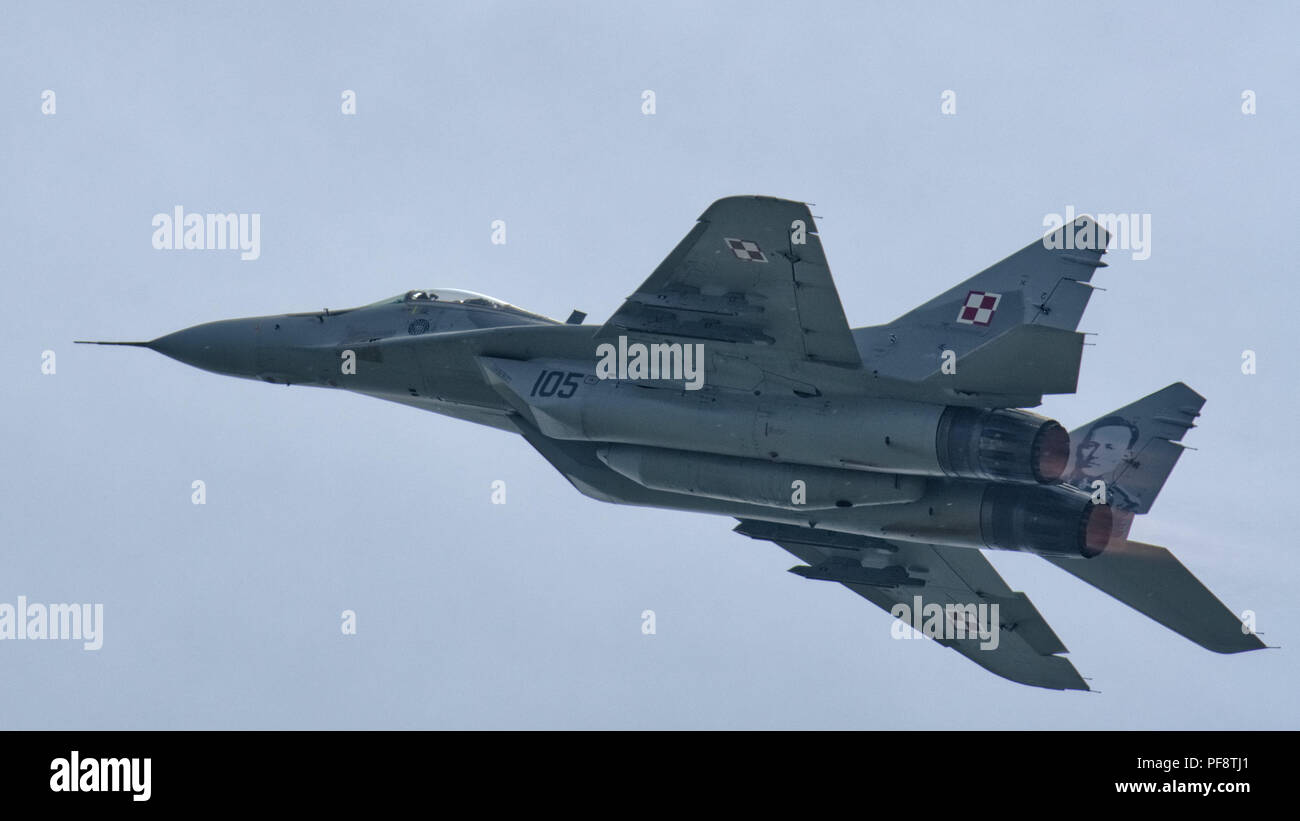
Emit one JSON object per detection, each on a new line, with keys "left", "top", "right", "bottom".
{"left": 368, "top": 288, "right": 510, "bottom": 308}
{"left": 366, "top": 288, "right": 554, "bottom": 322}
{"left": 402, "top": 288, "right": 506, "bottom": 308}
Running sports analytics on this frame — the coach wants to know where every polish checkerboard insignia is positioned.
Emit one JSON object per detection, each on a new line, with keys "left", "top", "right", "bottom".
{"left": 724, "top": 238, "right": 768, "bottom": 263}
{"left": 956, "top": 290, "right": 1002, "bottom": 326}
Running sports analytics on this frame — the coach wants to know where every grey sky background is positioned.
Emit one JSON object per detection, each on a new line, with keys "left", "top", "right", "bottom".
{"left": 2, "top": 1, "right": 1296, "bottom": 728}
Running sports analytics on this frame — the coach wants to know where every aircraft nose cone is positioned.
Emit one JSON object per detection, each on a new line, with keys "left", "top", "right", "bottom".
{"left": 149, "top": 319, "right": 258, "bottom": 377}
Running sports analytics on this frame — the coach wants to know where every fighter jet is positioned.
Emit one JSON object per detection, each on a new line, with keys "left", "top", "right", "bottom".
{"left": 80, "top": 196, "right": 1264, "bottom": 690}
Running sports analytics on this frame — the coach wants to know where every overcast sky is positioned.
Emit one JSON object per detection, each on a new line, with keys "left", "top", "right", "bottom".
{"left": 3, "top": 1, "right": 1296, "bottom": 728}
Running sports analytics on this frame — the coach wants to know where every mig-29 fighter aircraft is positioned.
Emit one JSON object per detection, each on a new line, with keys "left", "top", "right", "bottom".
{"left": 81, "top": 196, "right": 1264, "bottom": 690}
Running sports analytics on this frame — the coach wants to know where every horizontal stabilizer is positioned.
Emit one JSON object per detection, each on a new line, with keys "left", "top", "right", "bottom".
{"left": 923, "top": 323, "right": 1085, "bottom": 399}
{"left": 1044, "top": 541, "right": 1264, "bottom": 654}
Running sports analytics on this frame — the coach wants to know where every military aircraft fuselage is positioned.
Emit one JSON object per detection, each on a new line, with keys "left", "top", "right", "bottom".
{"left": 96, "top": 290, "right": 1114, "bottom": 562}
{"left": 80, "top": 196, "right": 1259, "bottom": 691}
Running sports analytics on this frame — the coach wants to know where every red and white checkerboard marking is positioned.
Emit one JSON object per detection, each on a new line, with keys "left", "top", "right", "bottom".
{"left": 724, "top": 237, "right": 768, "bottom": 263}
{"left": 956, "top": 290, "right": 1002, "bottom": 326}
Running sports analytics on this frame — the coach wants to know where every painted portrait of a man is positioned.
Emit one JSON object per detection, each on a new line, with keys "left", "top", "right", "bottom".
{"left": 1068, "top": 415, "right": 1140, "bottom": 510}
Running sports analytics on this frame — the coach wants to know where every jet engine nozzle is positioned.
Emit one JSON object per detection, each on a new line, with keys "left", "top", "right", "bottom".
{"left": 937, "top": 408, "right": 1070, "bottom": 484}
{"left": 980, "top": 484, "right": 1114, "bottom": 558}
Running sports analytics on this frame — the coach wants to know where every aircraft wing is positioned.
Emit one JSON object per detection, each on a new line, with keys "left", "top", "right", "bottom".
{"left": 735, "top": 520, "right": 1090, "bottom": 691}
{"left": 512, "top": 414, "right": 1090, "bottom": 691}
{"left": 596, "top": 196, "right": 862, "bottom": 370}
